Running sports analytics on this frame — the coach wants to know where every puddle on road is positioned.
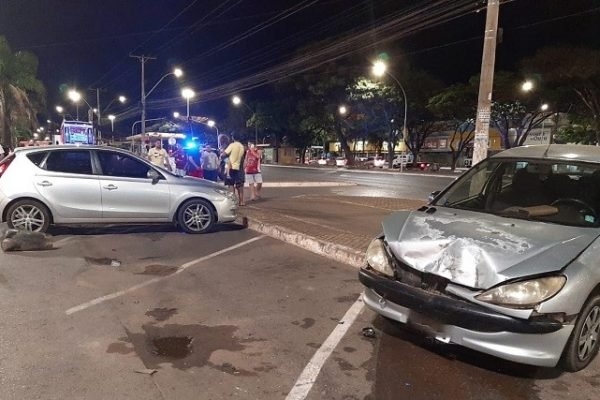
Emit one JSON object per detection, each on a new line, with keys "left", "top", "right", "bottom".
{"left": 136, "top": 264, "right": 178, "bottom": 276}
{"left": 145, "top": 307, "right": 178, "bottom": 321}
{"left": 107, "top": 323, "right": 259, "bottom": 374}
{"left": 84, "top": 257, "right": 113, "bottom": 265}
{"left": 151, "top": 336, "right": 192, "bottom": 358}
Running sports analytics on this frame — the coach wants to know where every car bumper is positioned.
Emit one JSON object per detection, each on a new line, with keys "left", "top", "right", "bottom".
{"left": 359, "top": 268, "right": 573, "bottom": 367}
{"left": 214, "top": 198, "right": 238, "bottom": 223}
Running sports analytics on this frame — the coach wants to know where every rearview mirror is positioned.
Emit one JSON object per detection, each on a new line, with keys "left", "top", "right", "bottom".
{"left": 147, "top": 169, "right": 160, "bottom": 184}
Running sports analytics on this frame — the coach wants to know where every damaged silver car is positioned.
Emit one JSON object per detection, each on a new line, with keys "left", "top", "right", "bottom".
{"left": 359, "top": 144, "right": 600, "bottom": 371}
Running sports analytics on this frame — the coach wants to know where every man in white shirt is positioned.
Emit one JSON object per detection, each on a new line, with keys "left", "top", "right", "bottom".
{"left": 147, "top": 140, "right": 171, "bottom": 170}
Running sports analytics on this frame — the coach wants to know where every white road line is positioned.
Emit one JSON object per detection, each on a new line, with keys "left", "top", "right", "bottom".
{"left": 286, "top": 297, "right": 365, "bottom": 400}
{"left": 65, "top": 236, "right": 265, "bottom": 315}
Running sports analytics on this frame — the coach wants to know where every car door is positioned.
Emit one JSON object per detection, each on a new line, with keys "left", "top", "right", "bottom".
{"left": 95, "top": 150, "right": 171, "bottom": 221}
{"left": 35, "top": 149, "right": 102, "bottom": 222}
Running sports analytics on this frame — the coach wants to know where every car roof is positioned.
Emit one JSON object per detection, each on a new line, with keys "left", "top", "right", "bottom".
{"left": 14, "top": 145, "right": 132, "bottom": 155}
{"left": 491, "top": 144, "right": 600, "bottom": 163}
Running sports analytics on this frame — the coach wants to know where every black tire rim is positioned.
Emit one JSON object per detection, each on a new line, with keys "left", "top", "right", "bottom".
{"left": 577, "top": 305, "right": 600, "bottom": 361}
{"left": 182, "top": 202, "right": 212, "bottom": 232}
{"left": 11, "top": 204, "right": 46, "bottom": 232}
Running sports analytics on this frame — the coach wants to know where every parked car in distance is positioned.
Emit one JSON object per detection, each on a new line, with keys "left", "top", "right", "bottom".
{"left": 360, "top": 144, "right": 600, "bottom": 371}
{"left": 373, "top": 156, "right": 385, "bottom": 168}
{"left": 335, "top": 157, "right": 347, "bottom": 167}
{"left": 0, "top": 145, "right": 238, "bottom": 234}
{"left": 391, "top": 153, "right": 413, "bottom": 168}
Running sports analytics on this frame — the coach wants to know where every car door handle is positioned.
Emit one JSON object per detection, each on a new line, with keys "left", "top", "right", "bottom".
{"left": 103, "top": 184, "right": 118, "bottom": 190}
{"left": 36, "top": 181, "right": 53, "bottom": 187}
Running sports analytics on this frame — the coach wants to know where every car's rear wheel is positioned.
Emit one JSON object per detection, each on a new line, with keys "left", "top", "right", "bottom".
{"left": 561, "top": 294, "right": 600, "bottom": 371}
{"left": 177, "top": 199, "right": 215, "bottom": 234}
{"left": 6, "top": 199, "right": 51, "bottom": 233}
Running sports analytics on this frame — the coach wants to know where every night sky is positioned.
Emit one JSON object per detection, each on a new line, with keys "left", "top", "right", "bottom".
{"left": 1, "top": 0, "right": 598, "bottom": 132}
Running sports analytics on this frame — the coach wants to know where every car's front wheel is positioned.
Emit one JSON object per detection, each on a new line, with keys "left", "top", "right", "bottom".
{"left": 561, "top": 294, "right": 600, "bottom": 371}
{"left": 6, "top": 199, "right": 51, "bottom": 233}
{"left": 176, "top": 199, "right": 216, "bottom": 234}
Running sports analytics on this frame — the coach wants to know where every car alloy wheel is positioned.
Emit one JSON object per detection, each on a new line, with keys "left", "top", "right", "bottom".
{"left": 6, "top": 199, "right": 51, "bottom": 233}
{"left": 177, "top": 199, "right": 215, "bottom": 234}
{"left": 561, "top": 294, "right": 600, "bottom": 371}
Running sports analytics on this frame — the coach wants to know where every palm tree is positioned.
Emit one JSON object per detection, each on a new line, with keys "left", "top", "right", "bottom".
{"left": 0, "top": 36, "right": 46, "bottom": 146}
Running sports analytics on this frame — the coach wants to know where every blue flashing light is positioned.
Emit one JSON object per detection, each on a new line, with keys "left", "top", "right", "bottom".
{"left": 185, "top": 141, "right": 197, "bottom": 150}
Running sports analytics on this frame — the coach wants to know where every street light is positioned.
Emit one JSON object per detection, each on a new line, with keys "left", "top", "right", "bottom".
{"left": 232, "top": 95, "right": 257, "bottom": 144}
{"left": 55, "top": 105, "right": 64, "bottom": 114}
{"left": 141, "top": 67, "right": 183, "bottom": 136}
{"left": 372, "top": 60, "right": 408, "bottom": 171}
{"left": 108, "top": 115, "right": 116, "bottom": 132}
{"left": 181, "top": 88, "right": 195, "bottom": 119}
{"left": 522, "top": 80, "right": 534, "bottom": 92}
{"left": 173, "top": 112, "right": 180, "bottom": 118}
{"left": 207, "top": 119, "right": 219, "bottom": 135}
{"left": 338, "top": 105, "right": 347, "bottom": 115}
{"left": 67, "top": 90, "right": 82, "bottom": 120}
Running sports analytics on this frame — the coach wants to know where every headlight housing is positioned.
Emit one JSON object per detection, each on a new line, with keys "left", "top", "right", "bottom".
{"left": 365, "top": 239, "right": 394, "bottom": 277}
{"left": 475, "top": 276, "right": 566, "bottom": 309}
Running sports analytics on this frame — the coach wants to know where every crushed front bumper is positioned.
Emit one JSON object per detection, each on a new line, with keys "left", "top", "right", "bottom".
{"left": 359, "top": 268, "right": 573, "bottom": 367}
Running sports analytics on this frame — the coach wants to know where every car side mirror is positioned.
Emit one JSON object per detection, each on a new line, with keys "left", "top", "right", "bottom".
{"left": 147, "top": 169, "right": 160, "bottom": 184}
{"left": 428, "top": 190, "right": 441, "bottom": 203}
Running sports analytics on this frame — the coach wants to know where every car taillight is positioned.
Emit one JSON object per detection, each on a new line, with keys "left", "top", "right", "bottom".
{"left": 0, "top": 155, "right": 15, "bottom": 177}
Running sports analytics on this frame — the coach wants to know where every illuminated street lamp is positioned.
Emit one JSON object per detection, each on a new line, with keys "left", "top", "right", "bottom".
{"left": 55, "top": 105, "right": 64, "bottom": 114}
{"left": 232, "top": 95, "right": 257, "bottom": 144}
{"left": 173, "top": 112, "right": 180, "bottom": 118}
{"left": 522, "top": 80, "right": 534, "bottom": 92}
{"left": 68, "top": 90, "right": 82, "bottom": 119}
{"left": 181, "top": 88, "right": 195, "bottom": 119}
{"left": 141, "top": 67, "right": 183, "bottom": 135}
{"left": 372, "top": 60, "right": 408, "bottom": 171}
{"left": 108, "top": 115, "right": 116, "bottom": 132}
{"left": 338, "top": 105, "right": 347, "bottom": 115}
{"left": 207, "top": 119, "right": 219, "bottom": 135}
{"left": 540, "top": 103, "right": 549, "bottom": 111}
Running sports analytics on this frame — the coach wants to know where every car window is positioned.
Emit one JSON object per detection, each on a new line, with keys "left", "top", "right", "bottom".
{"left": 27, "top": 151, "right": 48, "bottom": 166}
{"left": 44, "top": 150, "right": 93, "bottom": 174}
{"left": 97, "top": 151, "right": 153, "bottom": 179}
{"left": 435, "top": 158, "right": 600, "bottom": 227}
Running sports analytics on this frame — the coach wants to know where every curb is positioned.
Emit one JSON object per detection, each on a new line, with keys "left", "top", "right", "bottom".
{"left": 239, "top": 216, "right": 365, "bottom": 268}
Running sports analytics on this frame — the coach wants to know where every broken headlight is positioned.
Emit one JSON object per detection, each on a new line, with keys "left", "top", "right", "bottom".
{"left": 475, "top": 276, "right": 566, "bottom": 309}
{"left": 365, "top": 239, "right": 394, "bottom": 277}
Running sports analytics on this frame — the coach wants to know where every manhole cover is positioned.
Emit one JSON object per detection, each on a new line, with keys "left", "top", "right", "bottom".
{"left": 151, "top": 336, "right": 193, "bottom": 359}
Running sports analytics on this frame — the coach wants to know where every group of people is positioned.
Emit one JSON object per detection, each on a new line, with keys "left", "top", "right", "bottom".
{"left": 144, "top": 134, "right": 263, "bottom": 207}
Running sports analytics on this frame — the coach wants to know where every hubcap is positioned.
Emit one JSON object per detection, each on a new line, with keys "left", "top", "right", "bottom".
{"left": 183, "top": 203, "right": 211, "bottom": 232}
{"left": 11, "top": 205, "right": 45, "bottom": 232}
{"left": 577, "top": 305, "right": 600, "bottom": 361}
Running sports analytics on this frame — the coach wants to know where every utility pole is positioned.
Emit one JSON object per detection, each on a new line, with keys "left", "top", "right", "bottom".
{"left": 94, "top": 88, "right": 102, "bottom": 143}
{"left": 130, "top": 54, "right": 156, "bottom": 138}
{"left": 472, "top": 0, "right": 500, "bottom": 165}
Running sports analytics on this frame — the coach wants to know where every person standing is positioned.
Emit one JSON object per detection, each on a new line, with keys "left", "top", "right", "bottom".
{"left": 221, "top": 134, "right": 246, "bottom": 205}
{"left": 245, "top": 143, "right": 263, "bottom": 200}
{"left": 147, "top": 140, "right": 171, "bottom": 171}
{"left": 172, "top": 144, "right": 188, "bottom": 175}
{"left": 201, "top": 144, "right": 219, "bottom": 182}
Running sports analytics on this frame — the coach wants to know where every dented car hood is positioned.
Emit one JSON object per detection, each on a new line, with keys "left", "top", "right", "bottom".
{"left": 383, "top": 208, "right": 600, "bottom": 289}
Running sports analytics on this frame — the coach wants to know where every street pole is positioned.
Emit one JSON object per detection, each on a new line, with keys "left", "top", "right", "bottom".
{"left": 96, "top": 88, "right": 102, "bottom": 143}
{"left": 385, "top": 71, "right": 407, "bottom": 171}
{"left": 130, "top": 54, "right": 156, "bottom": 139}
{"left": 472, "top": 0, "right": 500, "bottom": 166}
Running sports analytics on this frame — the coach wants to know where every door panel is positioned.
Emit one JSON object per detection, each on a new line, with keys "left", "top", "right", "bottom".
{"left": 96, "top": 150, "right": 171, "bottom": 220}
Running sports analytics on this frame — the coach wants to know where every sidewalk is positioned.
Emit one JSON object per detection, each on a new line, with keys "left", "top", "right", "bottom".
{"left": 237, "top": 194, "right": 425, "bottom": 268}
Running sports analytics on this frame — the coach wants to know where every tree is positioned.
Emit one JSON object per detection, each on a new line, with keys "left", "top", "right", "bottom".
{"left": 0, "top": 36, "right": 46, "bottom": 146}
{"left": 522, "top": 46, "right": 600, "bottom": 143}
{"left": 428, "top": 83, "right": 477, "bottom": 171}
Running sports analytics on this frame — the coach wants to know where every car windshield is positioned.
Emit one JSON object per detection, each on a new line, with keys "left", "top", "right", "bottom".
{"left": 433, "top": 158, "right": 600, "bottom": 227}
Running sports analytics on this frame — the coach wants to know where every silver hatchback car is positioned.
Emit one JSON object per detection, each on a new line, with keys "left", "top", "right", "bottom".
{"left": 0, "top": 145, "right": 238, "bottom": 233}
{"left": 360, "top": 144, "right": 600, "bottom": 371}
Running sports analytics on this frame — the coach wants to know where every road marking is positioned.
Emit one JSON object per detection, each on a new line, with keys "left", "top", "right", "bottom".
{"left": 65, "top": 236, "right": 265, "bottom": 315}
{"left": 286, "top": 296, "right": 365, "bottom": 400}
{"left": 262, "top": 182, "right": 355, "bottom": 187}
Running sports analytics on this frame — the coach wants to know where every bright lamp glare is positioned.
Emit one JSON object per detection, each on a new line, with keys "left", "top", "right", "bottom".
{"left": 232, "top": 96, "right": 241, "bottom": 105}
{"left": 207, "top": 120, "right": 215, "bottom": 127}
{"left": 108, "top": 115, "right": 115, "bottom": 121}
{"left": 541, "top": 103, "right": 549, "bottom": 111}
{"left": 372, "top": 61, "right": 387, "bottom": 77}
{"left": 173, "top": 68, "right": 183, "bottom": 77}
{"left": 68, "top": 90, "right": 81, "bottom": 102}
{"left": 339, "top": 106, "right": 347, "bottom": 115}
{"left": 181, "top": 88, "right": 195, "bottom": 99}
{"left": 118, "top": 96, "right": 126, "bottom": 103}
{"left": 173, "top": 112, "right": 180, "bottom": 118}
{"left": 522, "top": 81, "right": 534, "bottom": 92}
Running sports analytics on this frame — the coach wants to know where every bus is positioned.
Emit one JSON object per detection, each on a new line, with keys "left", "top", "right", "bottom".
{"left": 60, "top": 120, "right": 95, "bottom": 145}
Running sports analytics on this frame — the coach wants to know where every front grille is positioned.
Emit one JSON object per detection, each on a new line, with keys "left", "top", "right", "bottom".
{"left": 392, "top": 258, "right": 449, "bottom": 295}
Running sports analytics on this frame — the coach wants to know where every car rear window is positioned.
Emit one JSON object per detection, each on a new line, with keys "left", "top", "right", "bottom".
{"left": 26, "top": 151, "right": 48, "bottom": 166}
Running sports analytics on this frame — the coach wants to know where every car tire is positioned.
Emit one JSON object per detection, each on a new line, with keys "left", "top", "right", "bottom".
{"left": 6, "top": 199, "right": 51, "bottom": 233}
{"left": 560, "top": 294, "right": 600, "bottom": 372}
{"left": 176, "top": 198, "right": 216, "bottom": 234}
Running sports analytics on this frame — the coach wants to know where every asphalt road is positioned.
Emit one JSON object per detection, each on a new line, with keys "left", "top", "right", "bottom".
{"left": 260, "top": 164, "right": 455, "bottom": 200}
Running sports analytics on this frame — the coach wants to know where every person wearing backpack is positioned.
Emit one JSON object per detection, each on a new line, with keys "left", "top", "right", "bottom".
{"left": 245, "top": 142, "right": 263, "bottom": 201}
{"left": 201, "top": 144, "right": 219, "bottom": 182}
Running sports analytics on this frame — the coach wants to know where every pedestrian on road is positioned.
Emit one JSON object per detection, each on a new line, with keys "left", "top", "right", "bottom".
{"left": 245, "top": 142, "right": 263, "bottom": 201}
{"left": 147, "top": 140, "right": 171, "bottom": 171}
{"left": 201, "top": 144, "right": 219, "bottom": 182}
{"left": 220, "top": 134, "right": 246, "bottom": 206}
{"left": 172, "top": 144, "right": 187, "bottom": 175}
